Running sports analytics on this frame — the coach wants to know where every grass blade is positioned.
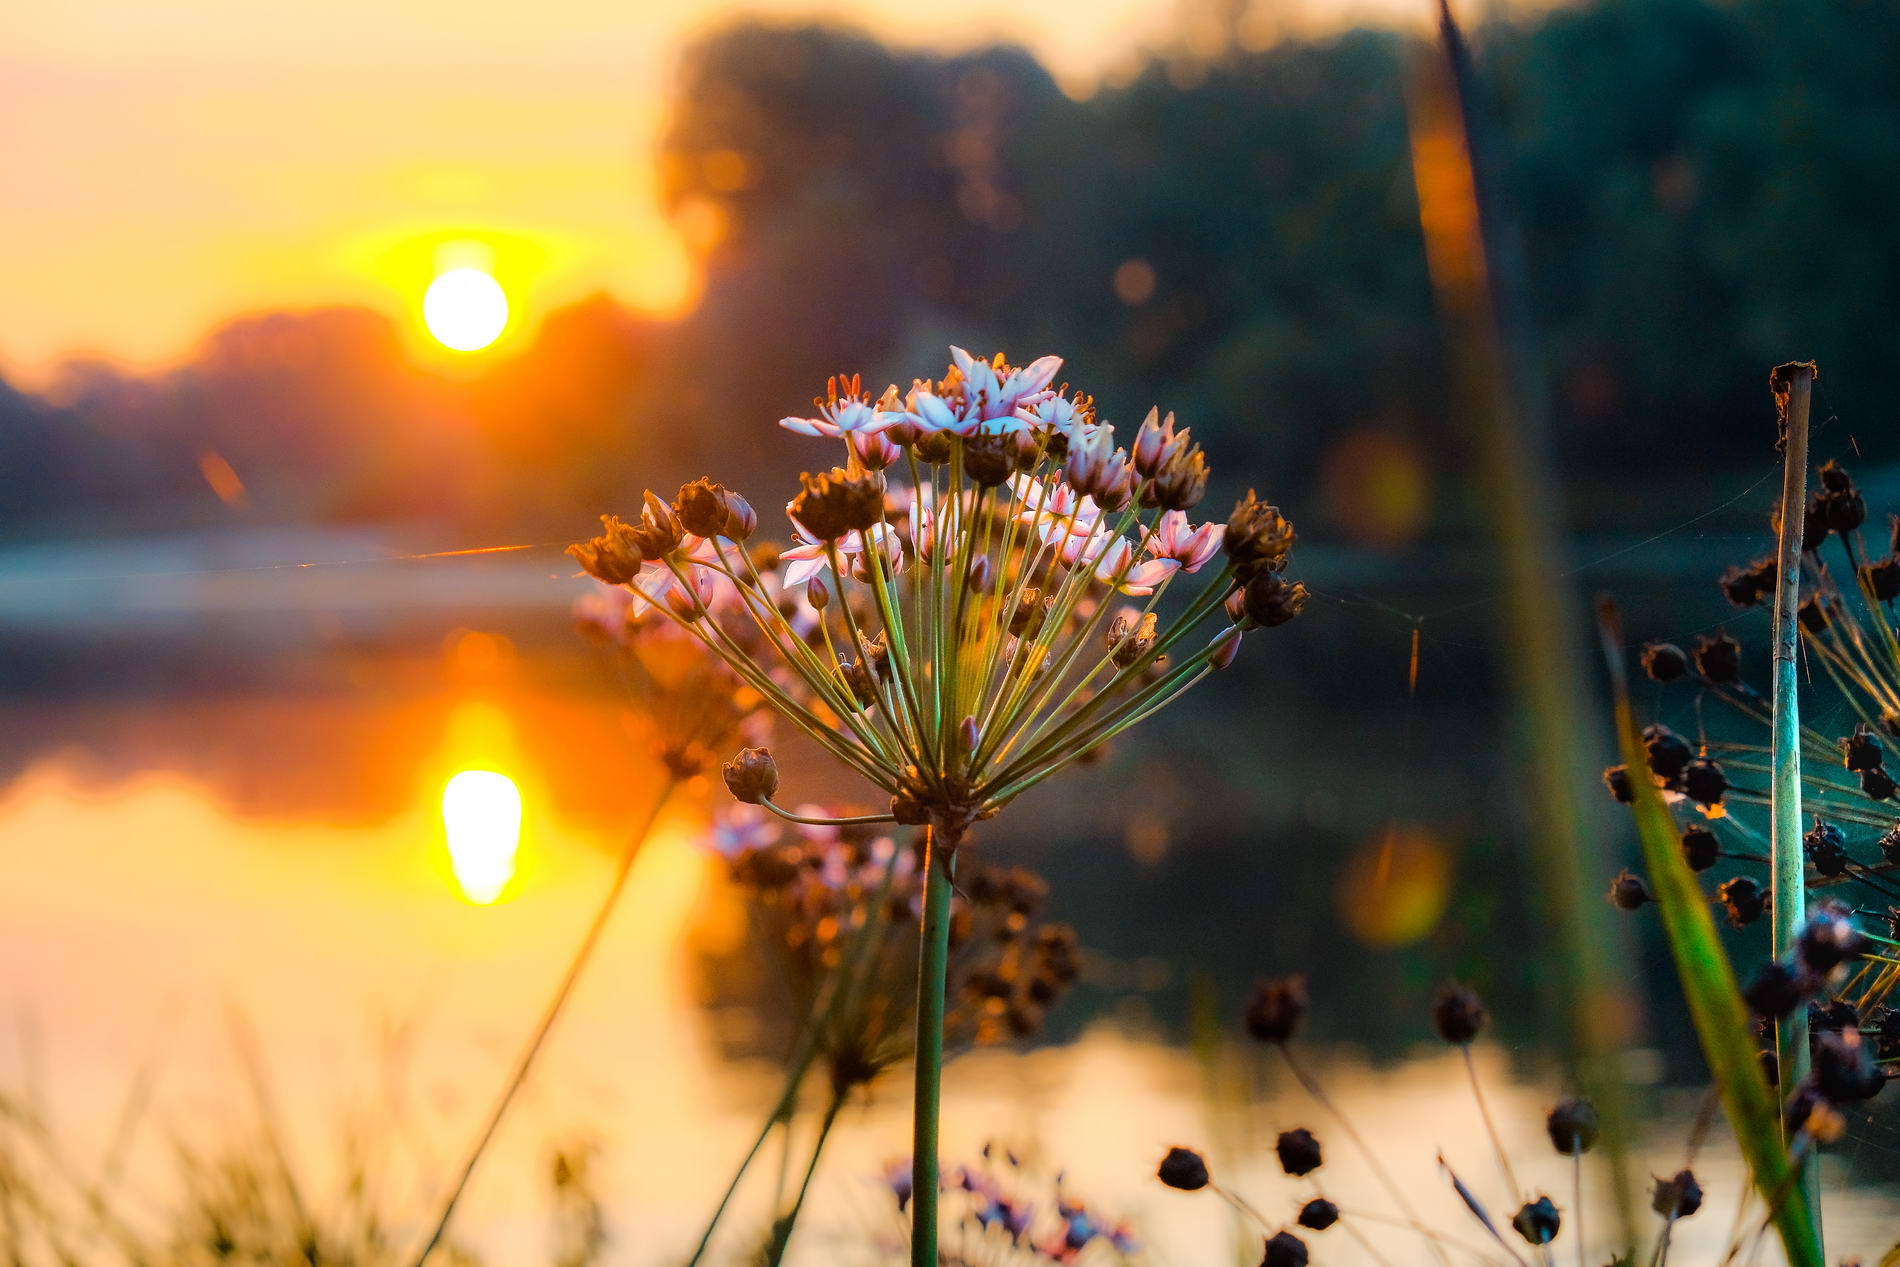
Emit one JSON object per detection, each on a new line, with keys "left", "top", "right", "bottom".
{"left": 1596, "top": 597, "right": 1822, "bottom": 1267}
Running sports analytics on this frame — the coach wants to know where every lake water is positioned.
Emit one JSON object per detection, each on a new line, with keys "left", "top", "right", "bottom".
{"left": 1, "top": 538, "right": 1896, "bottom": 1262}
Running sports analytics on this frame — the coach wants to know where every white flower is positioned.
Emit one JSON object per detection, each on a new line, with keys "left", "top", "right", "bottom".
{"left": 779, "top": 395, "right": 891, "bottom": 439}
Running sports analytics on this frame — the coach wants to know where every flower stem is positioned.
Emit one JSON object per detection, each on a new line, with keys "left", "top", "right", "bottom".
{"left": 764, "top": 1092, "right": 846, "bottom": 1267}
{"left": 910, "top": 824, "right": 955, "bottom": 1267}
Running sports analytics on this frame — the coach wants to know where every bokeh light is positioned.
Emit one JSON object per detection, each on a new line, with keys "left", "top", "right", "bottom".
{"left": 1338, "top": 824, "right": 1452, "bottom": 947}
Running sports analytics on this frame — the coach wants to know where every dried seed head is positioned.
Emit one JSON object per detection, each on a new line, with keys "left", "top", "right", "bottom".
{"left": 1692, "top": 633, "right": 1741, "bottom": 685}
{"left": 963, "top": 433, "right": 1018, "bottom": 488}
{"left": 1511, "top": 1196, "right": 1560, "bottom": 1246}
{"left": 1680, "top": 824, "right": 1719, "bottom": 872}
{"left": 1274, "top": 1128, "right": 1322, "bottom": 1177}
{"left": 1545, "top": 1097, "right": 1598, "bottom": 1155}
{"left": 1718, "top": 876, "right": 1767, "bottom": 928}
{"left": 1224, "top": 492, "right": 1296, "bottom": 580}
{"left": 1882, "top": 824, "right": 1900, "bottom": 866}
{"left": 722, "top": 747, "right": 779, "bottom": 804}
{"left": 1798, "top": 594, "right": 1831, "bottom": 633}
{"left": 1842, "top": 722, "right": 1886, "bottom": 773}
{"left": 1602, "top": 764, "right": 1635, "bottom": 804}
{"left": 1742, "top": 961, "right": 1809, "bottom": 1019}
{"left": 1431, "top": 981, "right": 1486, "bottom": 1045}
{"left": 1718, "top": 557, "right": 1777, "bottom": 607}
{"left": 1156, "top": 1147, "right": 1210, "bottom": 1191}
{"left": 629, "top": 490, "right": 685, "bottom": 558}
{"left": 1814, "top": 1028, "right": 1887, "bottom": 1102}
{"left": 1816, "top": 460, "right": 1866, "bottom": 534}
{"left": 1260, "top": 1231, "right": 1309, "bottom": 1267}
{"left": 1803, "top": 817, "right": 1850, "bottom": 877}
{"left": 1244, "top": 976, "right": 1308, "bottom": 1044}
{"left": 567, "top": 514, "right": 646, "bottom": 585}
{"left": 1609, "top": 868, "right": 1653, "bottom": 911}
{"left": 1862, "top": 767, "right": 1897, "bottom": 801}
{"left": 1866, "top": 556, "right": 1900, "bottom": 602}
{"left": 1679, "top": 758, "right": 1729, "bottom": 806}
{"left": 674, "top": 477, "right": 756, "bottom": 540}
{"left": 1641, "top": 641, "right": 1688, "bottom": 683}
{"left": 1650, "top": 1169, "right": 1702, "bottom": 1220}
{"left": 1296, "top": 1197, "right": 1338, "bottom": 1231}
{"left": 1147, "top": 444, "right": 1209, "bottom": 512}
{"left": 1797, "top": 901, "right": 1867, "bottom": 973}
{"left": 790, "top": 466, "right": 885, "bottom": 540}
{"left": 1641, "top": 723, "right": 1692, "bottom": 781}
{"left": 1241, "top": 571, "right": 1307, "bottom": 629}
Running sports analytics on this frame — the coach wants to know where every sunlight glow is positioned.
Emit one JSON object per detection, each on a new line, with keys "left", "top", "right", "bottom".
{"left": 441, "top": 769, "right": 522, "bottom": 904}
{"left": 423, "top": 267, "right": 509, "bottom": 351}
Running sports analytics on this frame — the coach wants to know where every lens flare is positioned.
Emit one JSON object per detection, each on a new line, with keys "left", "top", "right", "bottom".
{"left": 441, "top": 769, "right": 522, "bottom": 904}
{"left": 423, "top": 267, "right": 508, "bottom": 351}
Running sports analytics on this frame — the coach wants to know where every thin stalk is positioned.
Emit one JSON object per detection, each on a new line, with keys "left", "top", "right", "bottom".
{"left": 1278, "top": 1045, "right": 1453, "bottom": 1267}
{"left": 1462, "top": 1046, "right": 1522, "bottom": 1201}
{"left": 405, "top": 774, "right": 679, "bottom": 1267}
{"left": 684, "top": 856, "right": 899, "bottom": 1267}
{"left": 910, "top": 825, "right": 955, "bottom": 1267}
{"left": 764, "top": 1092, "right": 846, "bottom": 1267}
{"left": 1767, "top": 362, "right": 1820, "bottom": 1247}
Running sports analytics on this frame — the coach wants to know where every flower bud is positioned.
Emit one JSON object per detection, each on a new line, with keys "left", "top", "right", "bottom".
{"left": 791, "top": 467, "right": 885, "bottom": 540}
{"left": 1244, "top": 976, "right": 1308, "bottom": 1044}
{"left": 1650, "top": 1169, "right": 1702, "bottom": 1220}
{"left": 1274, "top": 1129, "right": 1322, "bottom": 1177}
{"left": 1296, "top": 1198, "right": 1338, "bottom": 1231}
{"left": 1545, "top": 1097, "right": 1598, "bottom": 1154}
{"left": 1431, "top": 981, "right": 1485, "bottom": 1044}
{"left": 1156, "top": 1147, "right": 1209, "bottom": 1191}
{"left": 1209, "top": 626, "right": 1244, "bottom": 670}
{"left": 722, "top": 747, "right": 779, "bottom": 805}
{"left": 1261, "top": 1232, "right": 1308, "bottom": 1267}
{"left": 628, "top": 490, "right": 684, "bottom": 557}
{"left": 1680, "top": 758, "right": 1728, "bottom": 806}
{"left": 567, "top": 514, "right": 646, "bottom": 585}
{"left": 1814, "top": 1027, "right": 1887, "bottom": 1102}
{"left": 1718, "top": 876, "right": 1767, "bottom": 927}
{"left": 1224, "top": 491, "right": 1296, "bottom": 579}
{"left": 1742, "top": 961, "right": 1808, "bottom": 1018}
{"left": 1803, "top": 817, "right": 1849, "bottom": 876}
{"left": 1130, "top": 408, "right": 1174, "bottom": 479}
{"left": 1609, "top": 868, "right": 1652, "bottom": 911}
{"left": 806, "top": 576, "right": 831, "bottom": 609}
{"left": 1241, "top": 572, "right": 1306, "bottom": 629}
{"left": 967, "top": 555, "right": 994, "bottom": 594}
{"left": 1680, "top": 824, "right": 1719, "bottom": 871}
{"left": 1511, "top": 1196, "right": 1560, "bottom": 1246}
{"left": 1641, "top": 723, "right": 1692, "bottom": 780}
{"left": 1641, "top": 641, "right": 1687, "bottom": 682}
{"left": 1692, "top": 633, "right": 1741, "bottom": 685}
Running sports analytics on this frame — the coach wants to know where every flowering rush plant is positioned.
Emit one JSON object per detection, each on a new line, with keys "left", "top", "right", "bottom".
{"left": 570, "top": 347, "right": 1302, "bottom": 1263}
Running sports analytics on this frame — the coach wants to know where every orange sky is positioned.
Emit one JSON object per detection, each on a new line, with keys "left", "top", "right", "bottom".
{"left": 0, "top": 0, "right": 1439, "bottom": 385}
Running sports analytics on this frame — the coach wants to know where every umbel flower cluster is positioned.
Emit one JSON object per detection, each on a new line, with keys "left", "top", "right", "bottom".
{"left": 706, "top": 803, "right": 1082, "bottom": 1095}
{"left": 569, "top": 347, "right": 1303, "bottom": 842}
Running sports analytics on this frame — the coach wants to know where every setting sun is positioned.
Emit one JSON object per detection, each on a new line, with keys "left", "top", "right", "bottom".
{"left": 423, "top": 267, "right": 509, "bottom": 351}
{"left": 441, "top": 769, "right": 522, "bottom": 904}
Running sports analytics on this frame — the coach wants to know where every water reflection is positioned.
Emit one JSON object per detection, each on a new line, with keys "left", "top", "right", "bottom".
{"left": 441, "top": 770, "right": 523, "bottom": 905}
{"left": 1, "top": 716, "right": 1898, "bottom": 1260}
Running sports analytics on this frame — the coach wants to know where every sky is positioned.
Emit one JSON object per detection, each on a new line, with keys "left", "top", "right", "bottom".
{"left": 0, "top": 0, "right": 1204, "bottom": 385}
{"left": 2, "top": 0, "right": 1458, "bottom": 386}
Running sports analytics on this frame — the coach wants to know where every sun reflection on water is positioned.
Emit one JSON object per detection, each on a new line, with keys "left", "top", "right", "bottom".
{"left": 441, "top": 769, "right": 522, "bottom": 904}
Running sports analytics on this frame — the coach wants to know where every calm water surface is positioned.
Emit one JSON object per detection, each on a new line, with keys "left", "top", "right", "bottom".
{"left": 1, "top": 562, "right": 1896, "bottom": 1261}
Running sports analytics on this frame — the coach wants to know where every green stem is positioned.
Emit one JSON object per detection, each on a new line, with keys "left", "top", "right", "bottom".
{"left": 910, "top": 825, "right": 956, "bottom": 1267}
{"left": 1767, "top": 362, "right": 1820, "bottom": 1247}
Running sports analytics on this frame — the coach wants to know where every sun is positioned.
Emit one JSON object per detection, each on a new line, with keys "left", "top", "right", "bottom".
{"left": 422, "top": 267, "right": 509, "bottom": 351}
